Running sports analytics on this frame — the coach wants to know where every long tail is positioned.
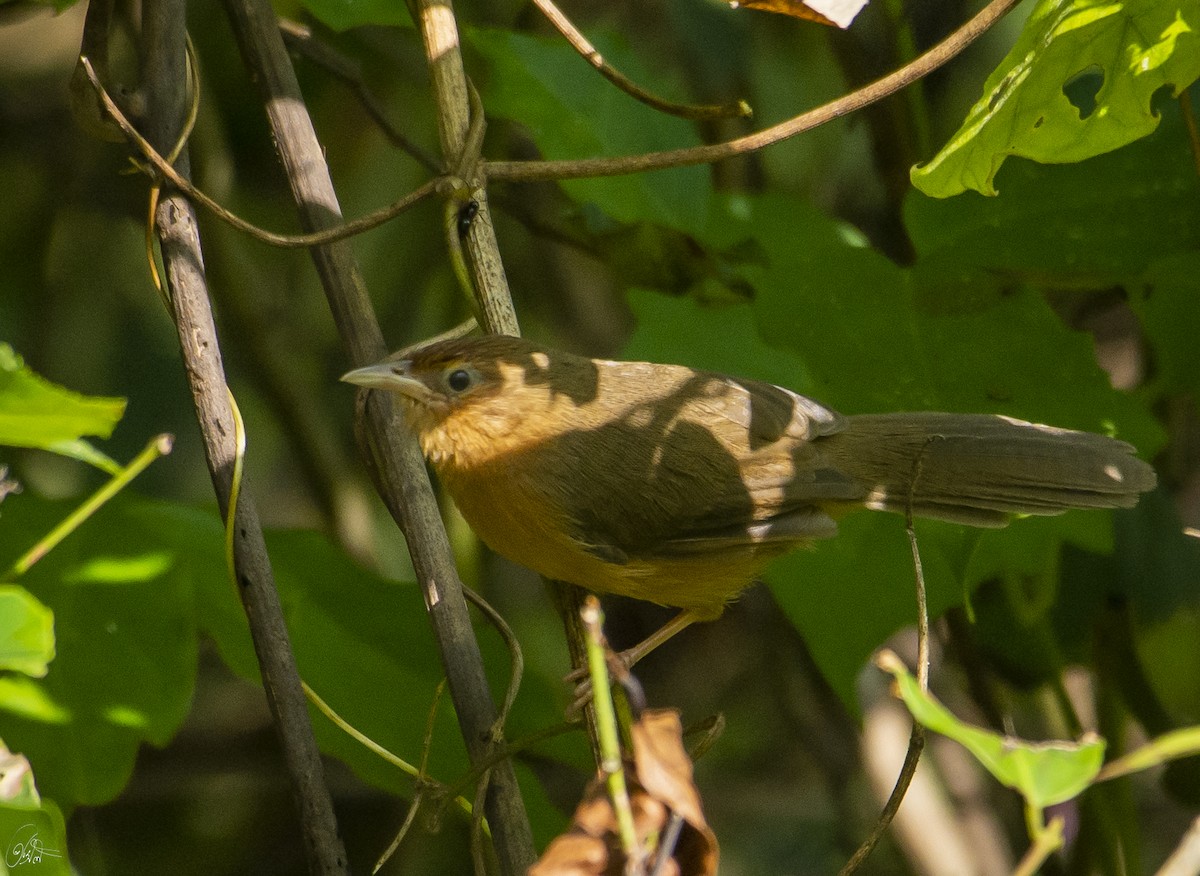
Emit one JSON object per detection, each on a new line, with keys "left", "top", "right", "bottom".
{"left": 823, "top": 413, "right": 1157, "bottom": 528}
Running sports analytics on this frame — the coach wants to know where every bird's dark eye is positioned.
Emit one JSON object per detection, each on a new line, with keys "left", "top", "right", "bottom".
{"left": 447, "top": 368, "right": 473, "bottom": 392}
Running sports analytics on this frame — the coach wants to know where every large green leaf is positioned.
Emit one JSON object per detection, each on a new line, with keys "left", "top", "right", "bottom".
{"left": 913, "top": 0, "right": 1200, "bottom": 197}
{"left": 622, "top": 192, "right": 1159, "bottom": 708}
{"left": 0, "top": 496, "right": 197, "bottom": 808}
{"left": 622, "top": 288, "right": 818, "bottom": 395}
{"left": 0, "top": 345, "right": 125, "bottom": 451}
{"left": 0, "top": 492, "right": 569, "bottom": 837}
{"left": 906, "top": 108, "right": 1200, "bottom": 293}
{"left": 738, "top": 192, "right": 1159, "bottom": 442}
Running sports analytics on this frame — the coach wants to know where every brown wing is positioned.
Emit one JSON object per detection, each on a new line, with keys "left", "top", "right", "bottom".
{"left": 533, "top": 371, "right": 862, "bottom": 561}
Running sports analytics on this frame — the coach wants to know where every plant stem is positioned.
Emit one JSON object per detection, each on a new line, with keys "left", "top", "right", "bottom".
{"left": 5, "top": 434, "right": 173, "bottom": 580}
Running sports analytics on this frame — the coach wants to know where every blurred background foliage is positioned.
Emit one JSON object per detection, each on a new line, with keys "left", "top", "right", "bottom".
{"left": 1, "top": 0, "right": 1199, "bottom": 872}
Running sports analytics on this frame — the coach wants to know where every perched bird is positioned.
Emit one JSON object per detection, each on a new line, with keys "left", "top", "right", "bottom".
{"left": 343, "top": 334, "right": 1156, "bottom": 661}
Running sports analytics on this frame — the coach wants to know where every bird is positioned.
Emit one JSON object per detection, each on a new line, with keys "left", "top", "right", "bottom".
{"left": 342, "top": 334, "right": 1157, "bottom": 664}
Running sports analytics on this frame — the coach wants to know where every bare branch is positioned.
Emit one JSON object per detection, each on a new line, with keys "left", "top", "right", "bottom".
{"left": 137, "top": 3, "right": 349, "bottom": 873}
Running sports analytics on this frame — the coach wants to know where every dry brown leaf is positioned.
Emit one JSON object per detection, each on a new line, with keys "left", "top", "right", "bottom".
{"left": 631, "top": 711, "right": 718, "bottom": 876}
{"left": 730, "top": 0, "right": 867, "bottom": 29}
{"left": 528, "top": 710, "right": 718, "bottom": 876}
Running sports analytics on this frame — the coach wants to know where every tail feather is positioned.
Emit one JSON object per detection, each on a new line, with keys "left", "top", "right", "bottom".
{"left": 825, "top": 413, "right": 1156, "bottom": 528}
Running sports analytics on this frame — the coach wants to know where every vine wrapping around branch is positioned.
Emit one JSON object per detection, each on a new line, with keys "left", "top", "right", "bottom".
{"left": 485, "top": 0, "right": 1022, "bottom": 183}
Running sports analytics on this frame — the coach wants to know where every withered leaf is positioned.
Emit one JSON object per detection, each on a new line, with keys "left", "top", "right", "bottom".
{"left": 729, "top": 0, "right": 867, "bottom": 29}
{"left": 529, "top": 710, "right": 718, "bottom": 876}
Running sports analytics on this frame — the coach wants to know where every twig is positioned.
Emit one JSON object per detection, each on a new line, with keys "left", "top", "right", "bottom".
{"left": 373, "top": 793, "right": 426, "bottom": 875}
{"left": 435, "top": 721, "right": 581, "bottom": 819}
{"left": 78, "top": 56, "right": 439, "bottom": 249}
{"left": 650, "top": 812, "right": 686, "bottom": 876}
{"left": 486, "top": 0, "right": 1021, "bottom": 182}
{"left": 462, "top": 585, "right": 525, "bottom": 740}
{"left": 137, "top": 4, "right": 350, "bottom": 872}
{"left": 532, "top": 0, "right": 751, "bottom": 121}
{"left": 3, "top": 434, "right": 173, "bottom": 581}
{"left": 217, "top": 0, "right": 535, "bottom": 872}
{"left": 838, "top": 504, "right": 931, "bottom": 875}
{"left": 839, "top": 723, "right": 926, "bottom": 876}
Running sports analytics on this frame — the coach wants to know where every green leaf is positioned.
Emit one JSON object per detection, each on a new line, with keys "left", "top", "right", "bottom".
{"left": 767, "top": 515, "right": 965, "bottom": 708}
{"left": 0, "top": 588, "right": 54, "bottom": 679}
{"left": 0, "top": 793, "right": 69, "bottom": 876}
{"left": 1132, "top": 251, "right": 1200, "bottom": 399}
{"left": 470, "top": 27, "right": 711, "bottom": 233}
{"left": 42, "top": 440, "right": 121, "bottom": 477}
{"left": 0, "top": 495, "right": 198, "bottom": 809}
{"left": 623, "top": 192, "right": 1159, "bottom": 708}
{"left": 906, "top": 108, "right": 1200, "bottom": 293}
{"left": 913, "top": 0, "right": 1200, "bottom": 197}
{"left": 741, "top": 191, "right": 1161, "bottom": 444}
{"left": 622, "top": 289, "right": 818, "bottom": 394}
{"left": 878, "top": 651, "right": 1106, "bottom": 808}
{"left": 0, "top": 345, "right": 125, "bottom": 452}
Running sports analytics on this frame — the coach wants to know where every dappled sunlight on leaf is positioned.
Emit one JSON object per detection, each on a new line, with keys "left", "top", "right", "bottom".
{"left": 913, "top": 0, "right": 1200, "bottom": 196}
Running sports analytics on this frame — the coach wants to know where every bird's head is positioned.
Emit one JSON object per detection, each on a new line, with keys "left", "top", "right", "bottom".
{"left": 341, "top": 335, "right": 601, "bottom": 467}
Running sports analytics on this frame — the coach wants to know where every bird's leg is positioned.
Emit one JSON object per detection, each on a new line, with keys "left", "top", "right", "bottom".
{"left": 615, "top": 609, "right": 702, "bottom": 670}
{"left": 566, "top": 609, "right": 702, "bottom": 697}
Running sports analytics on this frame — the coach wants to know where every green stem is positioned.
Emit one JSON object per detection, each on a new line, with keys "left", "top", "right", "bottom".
{"left": 583, "top": 597, "right": 638, "bottom": 857}
{"left": 5, "top": 434, "right": 174, "bottom": 580}
{"left": 1013, "top": 816, "right": 1064, "bottom": 876}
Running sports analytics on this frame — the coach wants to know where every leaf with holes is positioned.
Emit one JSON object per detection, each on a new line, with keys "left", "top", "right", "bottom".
{"left": 913, "top": 0, "right": 1200, "bottom": 197}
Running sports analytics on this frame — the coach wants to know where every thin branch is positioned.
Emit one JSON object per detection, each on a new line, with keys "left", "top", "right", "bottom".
{"left": 412, "top": 0, "right": 520, "bottom": 337}
{"left": 462, "top": 585, "right": 525, "bottom": 739}
{"left": 4, "top": 435, "right": 173, "bottom": 580}
{"left": 137, "top": 5, "right": 349, "bottom": 872}
{"left": 839, "top": 724, "right": 926, "bottom": 876}
{"left": 532, "top": 0, "right": 751, "bottom": 121}
{"left": 79, "top": 56, "right": 439, "bottom": 248}
{"left": 839, "top": 497, "right": 932, "bottom": 875}
{"left": 486, "top": 0, "right": 1021, "bottom": 182}
{"left": 217, "top": 1, "right": 535, "bottom": 873}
